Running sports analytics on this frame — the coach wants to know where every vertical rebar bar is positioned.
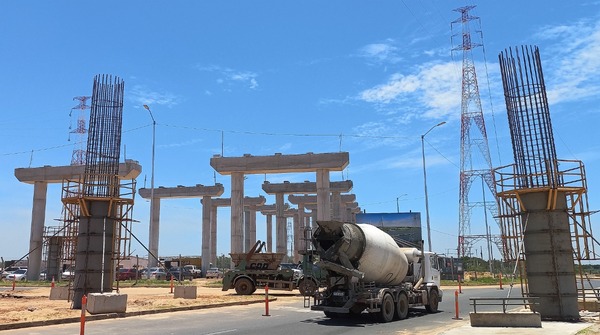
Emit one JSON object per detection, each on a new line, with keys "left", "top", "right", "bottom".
{"left": 84, "top": 74, "right": 124, "bottom": 198}
{"left": 498, "top": 46, "right": 558, "bottom": 189}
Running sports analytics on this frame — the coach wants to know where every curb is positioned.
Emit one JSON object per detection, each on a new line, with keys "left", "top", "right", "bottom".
{"left": 0, "top": 297, "right": 277, "bottom": 331}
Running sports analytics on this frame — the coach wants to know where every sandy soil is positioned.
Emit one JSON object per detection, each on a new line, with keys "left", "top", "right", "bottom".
{"left": 0, "top": 280, "right": 284, "bottom": 325}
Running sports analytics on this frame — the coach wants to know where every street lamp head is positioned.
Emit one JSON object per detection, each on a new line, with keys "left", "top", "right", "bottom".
{"left": 143, "top": 104, "right": 150, "bottom": 111}
{"left": 423, "top": 121, "right": 447, "bottom": 138}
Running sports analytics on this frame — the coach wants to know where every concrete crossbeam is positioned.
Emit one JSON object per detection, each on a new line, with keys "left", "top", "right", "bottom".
{"left": 210, "top": 152, "right": 349, "bottom": 175}
{"left": 205, "top": 196, "right": 267, "bottom": 207}
{"left": 139, "top": 184, "right": 224, "bottom": 199}
{"left": 15, "top": 159, "right": 142, "bottom": 183}
{"left": 262, "top": 180, "right": 353, "bottom": 194}
{"left": 288, "top": 194, "right": 356, "bottom": 204}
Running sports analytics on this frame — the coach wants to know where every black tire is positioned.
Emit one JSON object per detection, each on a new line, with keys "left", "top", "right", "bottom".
{"left": 395, "top": 292, "right": 409, "bottom": 320}
{"left": 425, "top": 289, "right": 439, "bottom": 313}
{"left": 234, "top": 278, "right": 255, "bottom": 295}
{"left": 378, "top": 293, "right": 395, "bottom": 323}
{"left": 298, "top": 278, "right": 317, "bottom": 296}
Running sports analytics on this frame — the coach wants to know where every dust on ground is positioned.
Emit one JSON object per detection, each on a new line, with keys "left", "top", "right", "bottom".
{"left": 0, "top": 279, "right": 291, "bottom": 325}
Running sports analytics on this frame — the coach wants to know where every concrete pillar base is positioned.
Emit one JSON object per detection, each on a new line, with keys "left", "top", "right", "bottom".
{"left": 174, "top": 286, "right": 197, "bottom": 299}
{"left": 469, "top": 312, "right": 541, "bottom": 328}
{"left": 49, "top": 286, "right": 71, "bottom": 301}
{"left": 86, "top": 293, "right": 128, "bottom": 314}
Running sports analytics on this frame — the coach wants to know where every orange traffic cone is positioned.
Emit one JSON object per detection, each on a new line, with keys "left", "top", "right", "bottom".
{"left": 51, "top": 276, "right": 55, "bottom": 288}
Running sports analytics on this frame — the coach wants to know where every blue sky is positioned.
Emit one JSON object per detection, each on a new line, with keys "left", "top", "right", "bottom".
{"left": 1, "top": 1, "right": 599, "bottom": 263}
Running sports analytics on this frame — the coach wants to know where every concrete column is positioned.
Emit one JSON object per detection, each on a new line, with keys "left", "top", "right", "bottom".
{"left": 249, "top": 208, "right": 257, "bottom": 248}
{"left": 244, "top": 209, "right": 250, "bottom": 252}
{"left": 210, "top": 205, "right": 218, "bottom": 266}
{"left": 331, "top": 191, "right": 341, "bottom": 221}
{"left": 297, "top": 204, "right": 305, "bottom": 253}
{"left": 316, "top": 169, "right": 331, "bottom": 221}
{"left": 275, "top": 192, "right": 286, "bottom": 254}
{"left": 231, "top": 172, "right": 244, "bottom": 253}
{"left": 312, "top": 210, "right": 318, "bottom": 225}
{"left": 293, "top": 212, "right": 300, "bottom": 262}
{"left": 27, "top": 181, "right": 48, "bottom": 281}
{"left": 148, "top": 198, "right": 161, "bottom": 267}
{"left": 266, "top": 214, "right": 273, "bottom": 252}
{"left": 345, "top": 207, "right": 352, "bottom": 222}
{"left": 201, "top": 196, "right": 211, "bottom": 276}
{"left": 73, "top": 200, "right": 116, "bottom": 309}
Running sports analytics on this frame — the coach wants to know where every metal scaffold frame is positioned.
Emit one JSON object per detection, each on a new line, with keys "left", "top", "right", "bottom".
{"left": 494, "top": 159, "right": 600, "bottom": 303}
{"left": 60, "top": 175, "right": 136, "bottom": 291}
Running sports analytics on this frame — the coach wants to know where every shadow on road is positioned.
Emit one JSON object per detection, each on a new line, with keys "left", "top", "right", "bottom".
{"left": 300, "top": 308, "right": 443, "bottom": 327}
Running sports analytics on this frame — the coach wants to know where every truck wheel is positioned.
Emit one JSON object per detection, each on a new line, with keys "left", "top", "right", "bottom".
{"left": 425, "top": 289, "right": 439, "bottom": 313}
{"left": 298, "top": 278, "right": 317, "bottom": 296}
{"left": 378, "top": 293, "right": 395, "bottom": 323}
{"left": 395, "top": 292, "right": 409, "bottom": 320}
{"left": 234, "top": 278, "right": 255, "bottom": 295}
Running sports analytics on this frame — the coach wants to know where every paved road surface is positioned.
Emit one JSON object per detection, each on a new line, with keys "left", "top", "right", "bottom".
{"left": 1, "top": 286, "right": 522, "bottom": 335}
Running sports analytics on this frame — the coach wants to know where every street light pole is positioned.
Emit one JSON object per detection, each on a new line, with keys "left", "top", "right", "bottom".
{"left": 396, "top": 193, "right": 407, "bottom": 213}
{"left": 421, "top": 121, "right": 446, "bottom": 252}
{"left": 143, "top": 104, "right": 157, "bottom": 269}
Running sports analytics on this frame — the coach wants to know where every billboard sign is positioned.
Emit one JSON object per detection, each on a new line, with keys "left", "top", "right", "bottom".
{"left": 355, "top": 212, "right": 422, "bottom": 247}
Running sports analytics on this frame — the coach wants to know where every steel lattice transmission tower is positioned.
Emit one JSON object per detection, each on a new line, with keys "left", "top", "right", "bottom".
{"left": 69, "top": 96, "right": 91, "bottom": 165}
{"left": 451, "top": 6, "right": 499, "bottom": 262}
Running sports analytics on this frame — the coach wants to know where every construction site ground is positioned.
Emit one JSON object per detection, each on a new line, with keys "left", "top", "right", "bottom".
{"left": 1, "top": 281, "right": 599, "bottom": 334}
{"left": 0, "top": 279, "right": 272, "bottom": 329}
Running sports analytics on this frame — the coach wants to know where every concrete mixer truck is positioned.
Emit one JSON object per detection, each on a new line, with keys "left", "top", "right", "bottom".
{"left": 310, "top": 220, "right": 442, "bottom": 323}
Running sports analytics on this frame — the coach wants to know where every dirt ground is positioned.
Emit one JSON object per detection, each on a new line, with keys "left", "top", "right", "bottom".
{"left": 0, "top": 279, "right": 285, "bottom": 326}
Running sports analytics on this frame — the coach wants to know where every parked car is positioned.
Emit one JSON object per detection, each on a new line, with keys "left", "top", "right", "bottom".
{"left": 279, "top": 263, "right": 302, "bottom": 280}
{"left": 1, "top": 266, "right": 27, "bottom": 279}
{"left": 6, "top": 269, "right": 27, "bottom": 281}
{"left": 61, "top": 267, "right": 75, "bottom": 280}
{"left": 183, "top": 265, "right": 202, "bottom": 278}
{"left": 205, "top": 267, "right": 223, "bottom": 279}
{"left": 116, "top": 268, "right": 139, "bottom": 281}
{"left": 166, "top": 267, "right": 194, "bottom": 281}
{"left": 144, "top": 267, "right": 167, "bottom": 280}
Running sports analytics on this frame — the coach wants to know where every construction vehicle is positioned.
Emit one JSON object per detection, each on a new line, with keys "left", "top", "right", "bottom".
{"left": 310, "top": 220, "right": 442, "bottom": 322}
{"left": 297, "top": 249, "right": 328, "bottom": 296}
{"left": 222, "top": 241, "right": 301, "bottom": 295}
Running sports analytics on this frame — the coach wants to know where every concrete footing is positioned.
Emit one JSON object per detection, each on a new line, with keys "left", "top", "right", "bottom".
{"left": 49, "top": 286, "right": 71, "bottom": 300}
{"left": 470, "top": 312, "right": 542, "bottom": 328}
{"left": 174, "top": 286, "right": 197, "bottom": 299}
{"left": 86, "top": 293, "right": 128, "bottom": 314}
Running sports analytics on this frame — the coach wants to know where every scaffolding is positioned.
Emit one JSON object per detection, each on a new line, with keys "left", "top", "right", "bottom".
{"left": 495, "top": 159, "right": 600, "bottom": 304}
{"left": 61, "top": 175, "right": 136, "bottom": 291}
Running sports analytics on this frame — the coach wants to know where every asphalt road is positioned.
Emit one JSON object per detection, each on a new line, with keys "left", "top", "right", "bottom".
{"left": 2, "top": 286, "right": 519, "bottom": 335}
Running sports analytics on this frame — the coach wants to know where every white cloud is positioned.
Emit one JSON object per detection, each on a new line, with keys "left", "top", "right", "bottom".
{"left": 359, "top": 41, "right": 402, "bottom": 64}
{"left": 534, "top": 18, "right": 600, "bottom": 104}
{"left": 358, "top": 61, "right": 462, "bottom": 119}
{"left": 159, "top": 138, "right": 203, "bottom": 149}
{"left": 129, "top": 85, "right": 181, "bottom": 108}
{"left": 360, "top": 73, "right": 420, "bottom": 103}
{"left": 197, "top": 64, "right": 259, "bottom": 90}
